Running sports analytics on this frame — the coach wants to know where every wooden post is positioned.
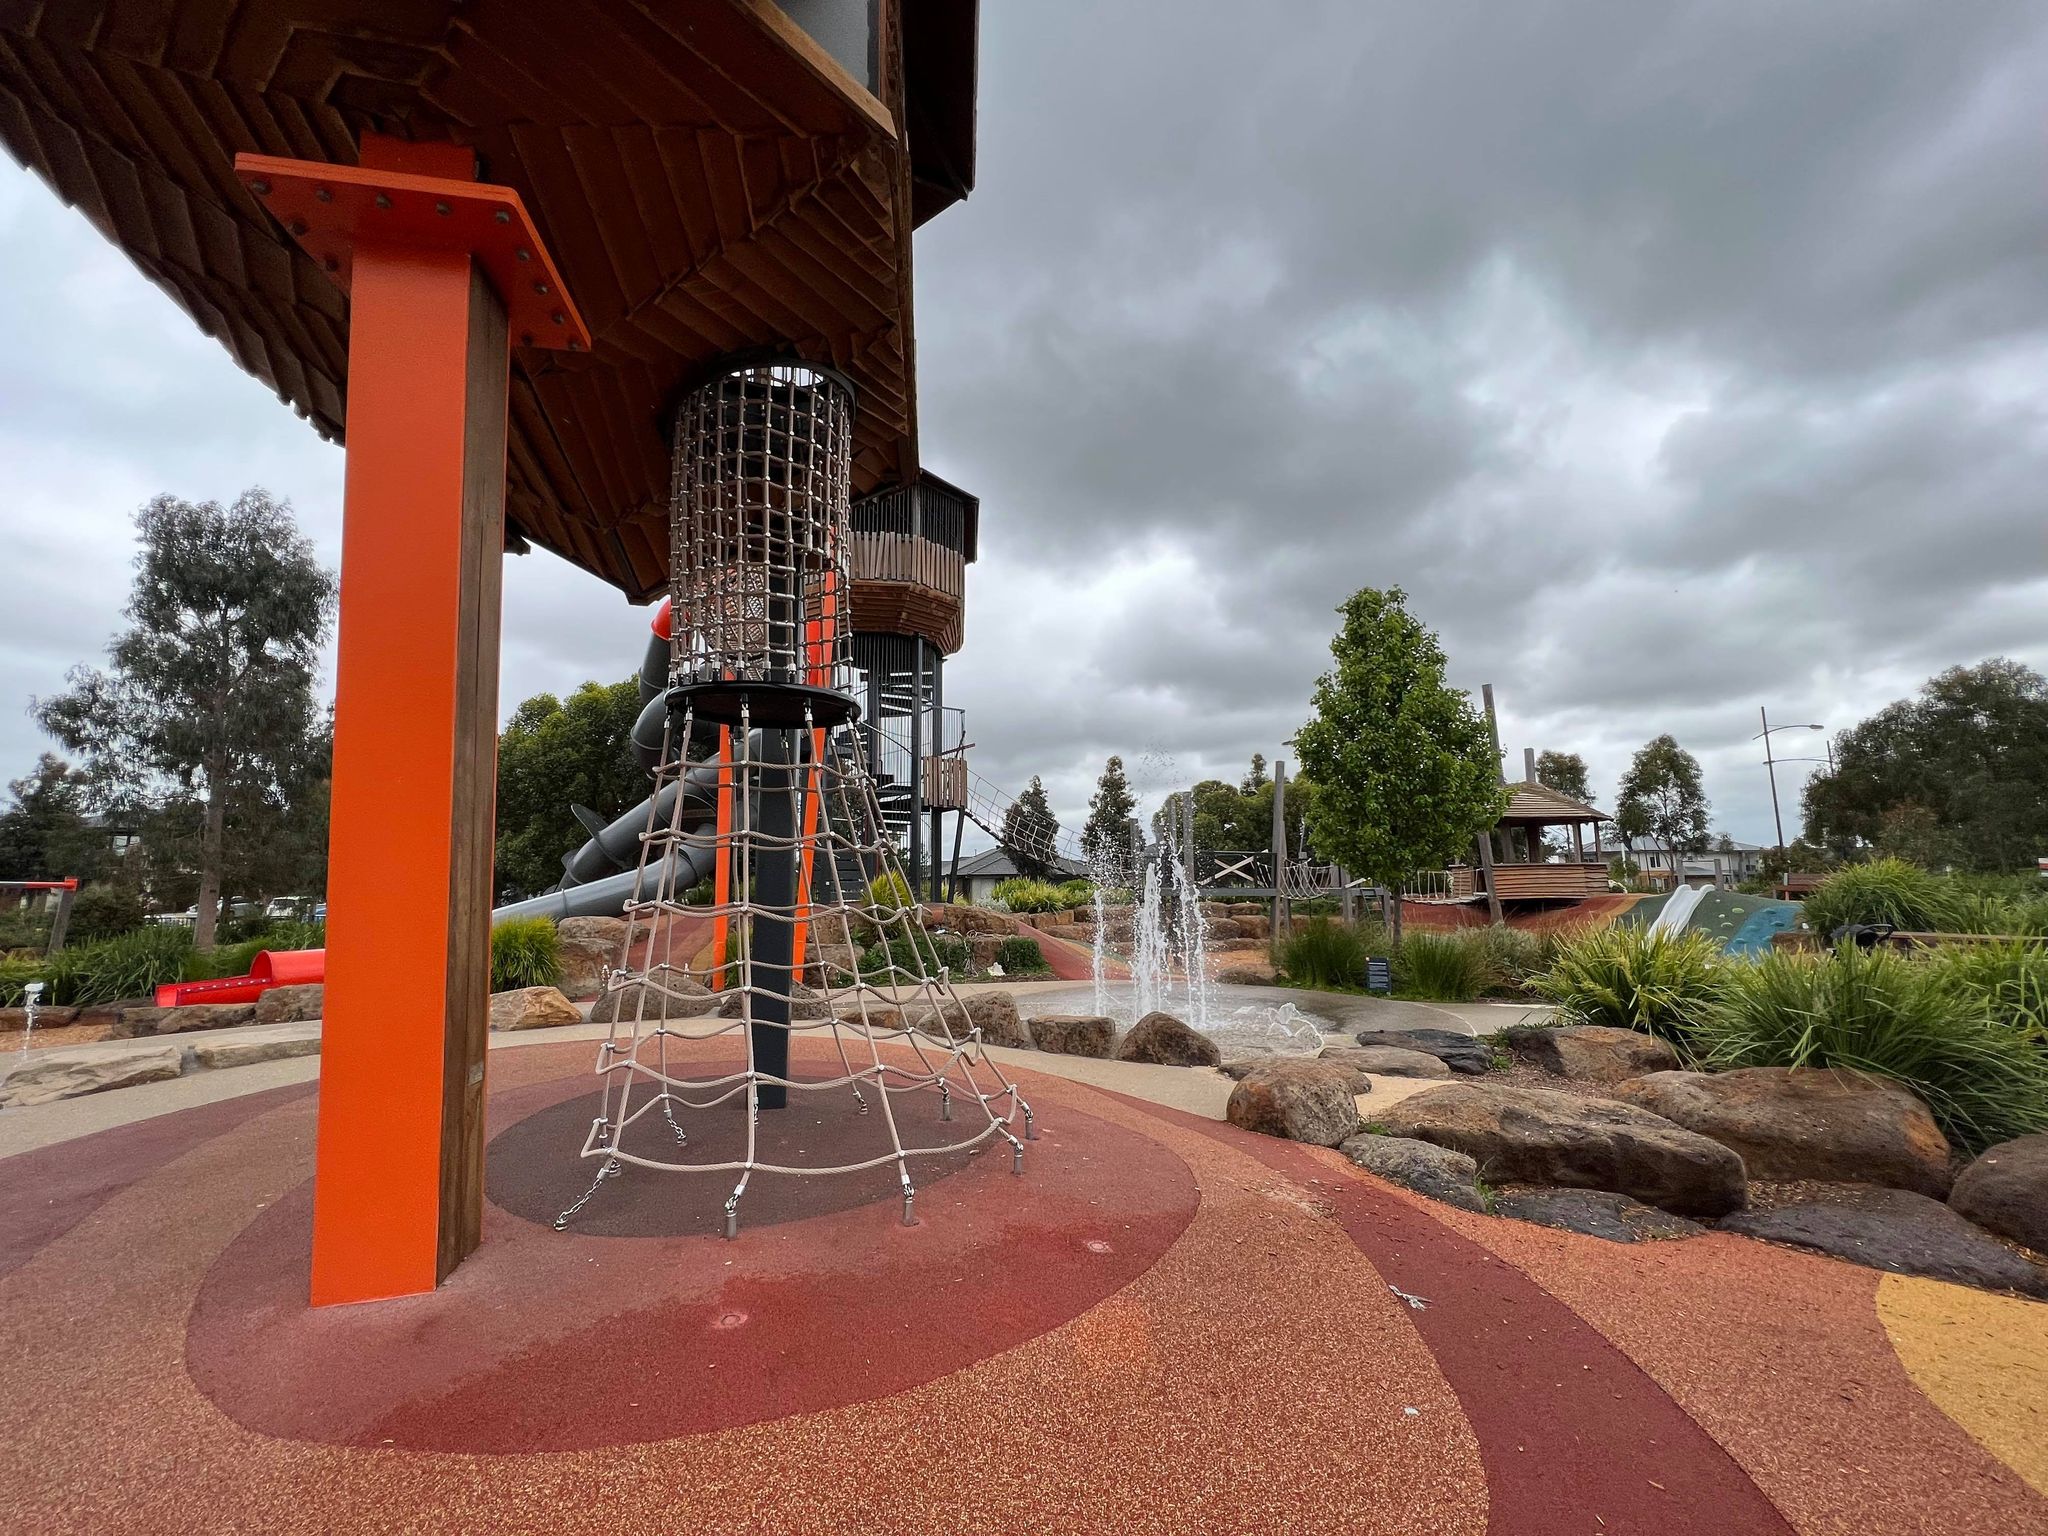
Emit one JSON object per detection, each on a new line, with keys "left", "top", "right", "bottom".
{"left": 1270, "top": 760, "right": 1288, "bottom": 938}
{"left": 46, "top": 881, "right": 76, "bottom": 954}
{"left": 237, "top": 137, "right": 587, "bottom": 1306}
{"left": 1477, "top": 684, "right": 1505, "bottom": 924}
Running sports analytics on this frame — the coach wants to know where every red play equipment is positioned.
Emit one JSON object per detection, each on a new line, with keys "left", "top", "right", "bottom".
{"left": 154, "top": 948, "right": 326, "bottom": 1008}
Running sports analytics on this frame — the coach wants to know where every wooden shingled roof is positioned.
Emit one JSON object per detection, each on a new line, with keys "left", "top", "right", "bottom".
{"left": 1498, "top": 782, "right": 1610, "bottom": 826}
{"left": 0, "top": 0, "right": 976, "bottom": 600}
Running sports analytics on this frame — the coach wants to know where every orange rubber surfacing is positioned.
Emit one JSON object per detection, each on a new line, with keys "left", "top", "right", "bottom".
{"left": 244, "top": 136, "right": 583, "bottom": 1306}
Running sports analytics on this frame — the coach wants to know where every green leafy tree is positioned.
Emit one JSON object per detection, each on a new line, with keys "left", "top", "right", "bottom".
{"left": 493, "top": 679, "right": 648, "bottom": 899}
{"left": 1530, "top": 751, "right": 1595, "bottom": 860}
{"left": 1294, "top": 587, "right": 1505, "bottom": 937}
{"left": 999, "top": 775, "right": 1061, "bottom": 877}
{"left": 1080, "top": 755, "right": 1139, "bottom": 878}
{"left": 0, "top": 754, "right": 109, "bottom": 882}
{"left": 1803, "top": 659, "right": 2048, "bottom": 872}
{"left": 1616, "top": 735, "right": 1711, "bottom": 864}
{"left": 134, "top": 708, "right": 333, "bottom": 911}
{"left": 1535, "top": 750, "right": 1593, "bottom": 804}
{"left": 34, "top": 491, "right": 335, "bottom": 947}
{"left": 1241, "top": 753, "right": 1270, "bottom": 793}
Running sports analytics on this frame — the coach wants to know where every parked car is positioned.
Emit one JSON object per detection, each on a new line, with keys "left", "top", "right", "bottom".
{"left": 265, "top": 895, "right": 314, "bottom": 921}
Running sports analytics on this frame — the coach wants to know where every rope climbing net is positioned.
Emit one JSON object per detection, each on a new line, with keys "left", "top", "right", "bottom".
{"left": 560, "top": 359, "right": 1031, "bottom": 1238}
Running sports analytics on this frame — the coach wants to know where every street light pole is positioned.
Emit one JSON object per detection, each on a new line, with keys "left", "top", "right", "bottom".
{"left": 1754, "top": 710, "right": 1826, "bottom": 862}
{"left": 1761, "top": 705, "right": 1784, "bottom": 854}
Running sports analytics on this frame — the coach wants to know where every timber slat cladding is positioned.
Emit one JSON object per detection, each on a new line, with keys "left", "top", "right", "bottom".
{"left": 847, "top": 526, "right": 966, "bottom": 654}
{"left": 0, "top": 0, "right": 935, "bottom": 601}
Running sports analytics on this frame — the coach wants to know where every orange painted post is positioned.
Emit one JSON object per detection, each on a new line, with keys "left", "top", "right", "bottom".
{"left": 791, "top": 577, "right": 838, "bottom": 971}
{"left": 237, "top": 136, "right": 588, "bottom": 1306}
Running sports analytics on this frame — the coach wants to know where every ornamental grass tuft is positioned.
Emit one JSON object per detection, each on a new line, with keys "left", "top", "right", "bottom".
{"left": 1696, "top": 943, "right": 2048, "bottom": 1154}
{"left": 1531, "top": 924, "right": 1726, "bottom": 1056}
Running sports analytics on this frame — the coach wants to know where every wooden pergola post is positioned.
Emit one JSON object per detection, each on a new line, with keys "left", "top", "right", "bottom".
{"left": 237, "top": 137, "right": 588, "bottom": 1307}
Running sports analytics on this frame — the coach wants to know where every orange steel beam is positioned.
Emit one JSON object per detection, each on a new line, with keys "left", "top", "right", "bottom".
{"left": 238, "top": 136, "right": 586, "bottom": 1306}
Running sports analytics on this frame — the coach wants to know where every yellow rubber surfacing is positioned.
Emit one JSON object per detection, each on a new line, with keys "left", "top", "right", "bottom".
{"left": 1877, "top": 1273, "right": 2048, "bottom": 1497}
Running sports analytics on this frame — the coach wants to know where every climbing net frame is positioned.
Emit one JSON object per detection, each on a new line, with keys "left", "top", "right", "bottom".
{"left": 561, "top": 697, "right": 1035, "bottom": 1239}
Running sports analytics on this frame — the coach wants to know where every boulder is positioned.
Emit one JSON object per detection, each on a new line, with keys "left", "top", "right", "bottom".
{"left": 1359, "top": 1028, "right": 1491, "bottom": 1075}
{"left": 554, "top": 917, "right": 629, "bottom": 999}
{"left": 488, "top": 986, "right": 583, "bottom": 1031}
{"left": 108, "top": 1002, "right": 257, "bottom": 1039}
{"left": 1233, "top": 914, "right": 1273, "bottom": 941}
{"left": 557, "top": 916, "right": 629, "bottom": 948}
{"left": 1217, "top": 966, "right": 1273, "bottom": 986}
{"left": 0, "top": 1005, "right": 79, "bottom": 1032}
{"left": 253, "top": 983, "right": 324, "bottom": 1025}
{"left": 835, "top": 1004, "right": 904, "bottom": 1032}
{"left": 189, "top": 1029, "right": 322, "bottom": 1070}
{"left": 1116, "top": 1011, "right": 1221, "bottom": 1067}
{"left": 554, "top": 938, "right": 615, "bottom": 999}
{"left": 1948, "top": 1134, "right": 2048, "bottom": 1254}
{"left": 907, "top": 992, "right": 1032, "bottom": 1049}
{"left": 72, "top": 999, "right": 148, "bottom": 1032}
{"left": 1321, "top": 1044, "right": 1452, "bottom": 1080}
{"left": 1507, "top": 1025, "right": 1679, "bottom": 1084}
{"left": 925, "top": 903, "right": 1018, "bottom": 935}
{"left": 717, "top": 983, "right": 829, "bottom": 1020}
{"left": 1205, "top": 917, "right": 1247, "bottom": 941}
{"left": 1338, "top": 1133, "right": 1484, "bottom": 1211}
{"left": 1616, "top": 1067, "right": 1954, "bottom": 1197}
{"left": 1026, "top": 1014, "right": 1116, "bottom": 1058}
{"left": 1378, "top": 1082, "right": 1748, "bottom": 1217}
{"left": 1491, "top": 1188, "right": 1705, "bottom": 1243}
{"left": 590, "top": 979, "right": 716, "bottom": 1024}
{"left": 0, "top": 1042, "right": 184, "bottom": 1107}
{"left": 1227, "top": 1060, "right": 1363, "bottom": 1146}
{"left": 1721, "top": 1186, "right": 2048, "bottom": 1298}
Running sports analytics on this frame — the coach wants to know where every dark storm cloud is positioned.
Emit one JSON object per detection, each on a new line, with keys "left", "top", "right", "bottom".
{"left": 918, "top": 0, "right": 2048, "bottom": 837}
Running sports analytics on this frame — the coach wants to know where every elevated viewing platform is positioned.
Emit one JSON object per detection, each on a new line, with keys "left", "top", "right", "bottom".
{"left": 848, "top": 470, "right": 979, "bottom": 654}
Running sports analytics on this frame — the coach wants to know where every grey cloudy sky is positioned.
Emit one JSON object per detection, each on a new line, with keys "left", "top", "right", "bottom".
{"left": 4, "top": 0, "right": 2046, "bottom": 854}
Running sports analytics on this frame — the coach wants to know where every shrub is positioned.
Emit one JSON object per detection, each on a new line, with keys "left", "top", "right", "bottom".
{"left": 1467, "top": 924, "right": 1544, "bottom": 995}
{"left": 184, "top": 939, "right": 268, "bottom": 982}
{"left": 45, "top": 926, "right": 196, "bottom": 1005}
{"left": 1276, "top": 917, "right": 1369, "bottom": 990}
{"left": 1532, "top": 925, "right": 1726, "bottom": 1054}
{"left": 67, "top": 884, "right": 146, "bottom": 944}
{"left": 0, "top": 954, "right": 47, "bottom": 1005}
{"left": 262, "top": 921, "right": 327, "bottom": 954}
{"left": 1801, "top": 858, "right": 1959, "bottom": 937}
{"left": 220, "top": 913, "right": 277, "bottom": 944}
{"left": 859, "top": 931, "right": 972, "bottom": 979}
{"left": 868, "top": 869, "right": 915, "bottom": 912}
{"left": 1929, "top": 940, "right": 2048, "bottom": 1051}
{"left": 1396, "top": 930, "right": 1493, "bottom": 1003}
{"left": 1053, "top": 879, "right": 1097, "bottom": 910}
{"left": 1696, "top": 945, "right": 2048, "bottom": 1154}
{"left": 491, "top": 917, "right": 561, "bottom": 991}
{"left": 990, "top": 877, "right": 1063, "bottom": 913}
{"left": 1946, "top": 890, "right": 2048, "bottom": 938}
{"left": 992, "top": 935, "right": 1051, "bottom": 974}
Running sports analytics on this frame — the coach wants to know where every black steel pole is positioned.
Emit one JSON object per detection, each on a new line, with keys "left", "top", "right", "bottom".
{"left": 749, "top": 724, "right": 797, "bottom": 1110}
{"left": 929, "top": 652, "right": 945, "bottom": 903}
{"left": 907, "top": 635, "right": 925, "bottom": 894}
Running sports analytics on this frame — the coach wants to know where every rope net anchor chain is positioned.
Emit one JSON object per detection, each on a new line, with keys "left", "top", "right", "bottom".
{"left": 559, "top": 361, "right": 1031, "bottom": 1238}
